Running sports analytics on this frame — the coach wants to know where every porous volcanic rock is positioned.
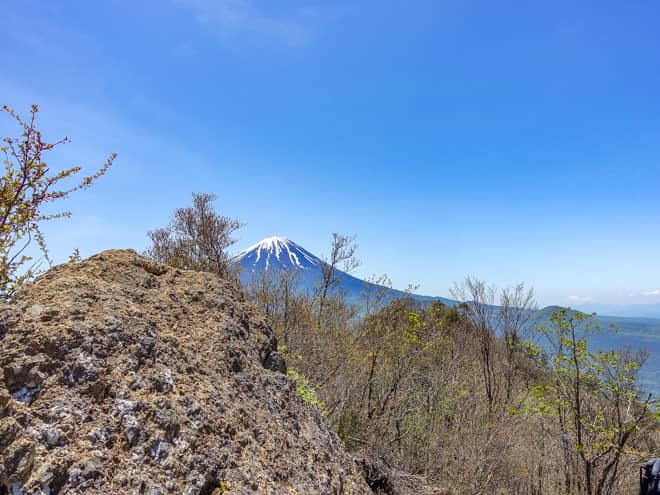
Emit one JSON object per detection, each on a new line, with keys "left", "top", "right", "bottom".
{"left": 0, "top": 250, "right": 372, "bottom": 495}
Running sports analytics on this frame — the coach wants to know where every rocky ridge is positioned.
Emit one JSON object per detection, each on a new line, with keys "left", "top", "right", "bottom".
{"left": 0, "top": 250, "right": 372, "bottom": 494}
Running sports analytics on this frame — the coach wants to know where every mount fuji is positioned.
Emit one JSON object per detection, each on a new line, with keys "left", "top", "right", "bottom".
{"left": 235, "top": 236, "right": 455, "bottom": 306}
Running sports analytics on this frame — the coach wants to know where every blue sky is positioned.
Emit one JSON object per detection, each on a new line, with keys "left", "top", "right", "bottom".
{"left": 2, "top": 0, "right": 660, "bottom": 307}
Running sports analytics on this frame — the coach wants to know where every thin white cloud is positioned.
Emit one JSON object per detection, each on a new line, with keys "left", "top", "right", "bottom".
{"left": 642, "top": 289, "right": 660, "bottom": 297}
{"left": 568, "top": 295, "right": 593, "bottom": 302}
{"left": 174, "top": 0, "right": 333, "bottom": 47}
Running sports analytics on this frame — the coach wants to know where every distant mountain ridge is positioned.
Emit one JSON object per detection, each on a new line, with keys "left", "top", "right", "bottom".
{"left": 235, "top": 236, "right": 455, "bottom": 306}
{"left": 575, "top": 302, "right": 660, "bottom": 319}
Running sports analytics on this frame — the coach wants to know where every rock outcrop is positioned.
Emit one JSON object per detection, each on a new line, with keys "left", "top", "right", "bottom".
{"left": 0, "top": 250, "right": 372, "bottom": 494}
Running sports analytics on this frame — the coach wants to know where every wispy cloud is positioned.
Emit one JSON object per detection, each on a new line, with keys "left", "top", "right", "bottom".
{"left": 642, "top": 289, "right": 660, "bottom": 297}
{"left": 173, "top": 0, "right": 336, "bottom": 47}
{"left": 568, "top": 295, "right": 593, "bottom": 302}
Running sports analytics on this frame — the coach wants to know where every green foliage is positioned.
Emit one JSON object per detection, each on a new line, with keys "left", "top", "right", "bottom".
{"left": 287, "top": 368, "right": 327, "bottom": 415}
{"left": 216, "top": 480, "right": 231, "bottom": 493}
{"left": 527, "top": 308, "right": 658, "bottom": 494}
{"left": 0, "top": 104, "right": 115, "bottom": 298}
{"left": 68, "top": 247, "right": 82, "bottom": 263}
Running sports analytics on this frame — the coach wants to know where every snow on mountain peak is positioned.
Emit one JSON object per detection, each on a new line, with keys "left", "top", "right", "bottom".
{"left": 237, "top": 236, "right": 319, "bottom": 271}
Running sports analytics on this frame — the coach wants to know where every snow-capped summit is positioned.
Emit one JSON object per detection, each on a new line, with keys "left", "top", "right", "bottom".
{"left": 236, "top": 236, "right": 320, "bottom": 272}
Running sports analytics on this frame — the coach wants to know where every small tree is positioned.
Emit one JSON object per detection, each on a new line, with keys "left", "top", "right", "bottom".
{"left": 145, "top": 192, "right": 243, "bottom": 279}
{"left": 317, "top": 233, "right": 359, "bottom": 324}
{"left": 451, "top": 277, "right": 500, "bottom": 411}
{"left": 451, "top": 278, "right": 537, "bottom": 410}
{"left": 0, "top": 104, "right": 115, "bottom": 299}
{"left": 530, "top": 309, "right": 657, "bottom": 495}
{"left": 499, "top": 283, "right": 537, "bottom": 403}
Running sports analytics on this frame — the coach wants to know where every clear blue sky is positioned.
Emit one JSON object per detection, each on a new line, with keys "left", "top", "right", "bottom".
{"left": 2, "top": 0, "right": 659, "bottom": 307}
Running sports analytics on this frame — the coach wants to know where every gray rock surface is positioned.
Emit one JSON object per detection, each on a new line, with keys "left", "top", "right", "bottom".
{"left": 0, "top": 250, "right": 371, "bottom": 495}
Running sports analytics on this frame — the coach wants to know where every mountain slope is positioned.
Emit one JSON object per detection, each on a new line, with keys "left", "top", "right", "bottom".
{"left": 235, "top": 237, "right": 455, "bottom": 306}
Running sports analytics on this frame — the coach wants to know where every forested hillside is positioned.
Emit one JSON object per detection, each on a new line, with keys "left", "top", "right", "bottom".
{"left": 245, "top": 266, "right": 660, "bottom": 494}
